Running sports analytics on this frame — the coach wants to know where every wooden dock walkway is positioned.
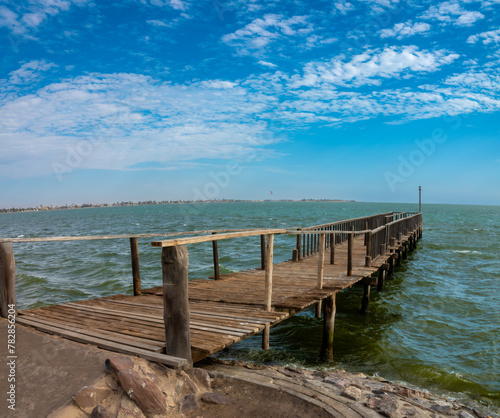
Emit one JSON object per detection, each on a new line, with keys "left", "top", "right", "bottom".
{"left": 1, "top": 212, "right": 422, "bottom": 369}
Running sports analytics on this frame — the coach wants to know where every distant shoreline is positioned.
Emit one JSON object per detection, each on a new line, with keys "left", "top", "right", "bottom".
{"left": 0, "top": 199, "right": 357, "bottom": 214}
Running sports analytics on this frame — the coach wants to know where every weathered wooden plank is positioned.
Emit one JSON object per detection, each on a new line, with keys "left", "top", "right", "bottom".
{"left": 16, "top": 316, "right": 188, "bottom": 369}
{"left": 18, "top": 314, "right": 164, "bottom": 352}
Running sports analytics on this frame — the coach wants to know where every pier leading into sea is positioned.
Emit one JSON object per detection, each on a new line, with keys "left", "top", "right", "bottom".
{"left": 0, "top": 211, "right": 422, "bottom": 369}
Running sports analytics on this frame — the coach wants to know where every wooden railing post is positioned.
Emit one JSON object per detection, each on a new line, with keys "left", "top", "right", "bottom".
{"left": 212, "top": 232, "right": 220, "bottom": 280}
{"left": 130, "top": 237, "right": 141, "bottom": 296}
{"left": 365, "top": 231, "right": 372, "bottom": 267}
{"left": 263, "top": 234, "right": 274, "bottom": 350}
{"left": 364, "top": 221, "right": 368, "bottom": 246}
{"left": 296, "top": 228, "right": 302, "bottom": 261}
{"left": 330, "top": 229, "right": 335, "bottom": 265}
{"left": 317, "top": 234, "right": 326, "bottom": 289}
{"left": 0, "top": 243, "right": 16, "bottom": 318}
{"left": 260, "top": 234, "right": 266, "bottom": 270}
{"left": 161, "top": 245, "right": 193, "bottom": 365}
{"left": 347, "top": 226, "right": 354, "bottom": 276}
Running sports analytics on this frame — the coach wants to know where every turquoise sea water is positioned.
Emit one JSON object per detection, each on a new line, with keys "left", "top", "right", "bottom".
{"left": 0, "top": 202, "right": 498, "bottom": 412}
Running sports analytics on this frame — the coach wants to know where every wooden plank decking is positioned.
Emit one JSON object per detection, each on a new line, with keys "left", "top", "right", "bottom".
{"left": 16, "top": 231, "right": 412, "bottom": 366}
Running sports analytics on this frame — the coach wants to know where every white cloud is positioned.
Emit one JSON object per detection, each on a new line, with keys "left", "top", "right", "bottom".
{"left": 444, "top": 71, "right": 500, "bottom": 91}
{"left": 222, "top": 14, "right": 312, "bottom": 56}
{"left": 334, "top": 1, "right": 355, "bottom": 15}
{"left": 0, "top": 1, "right": 92, "bottom": 37}
{"left": 8, "top": 60, "right": 57, "bottom": 84}
{"left": 257, "top": 60, "right": 278, "bottom": 69}
{"left": 0, "top": 73, "right": 279, "bottom": 179}
{"left": 467, "top": 28, "right": 500, "bottom": 45}
{"left": 147, "top": 19, "right": 171, "bottom": 27}
{"left": 289, "top": 46, "right": 459, "bottom": 88}
{"left": 380, "top": 21, "right": 431, "bottom": 39}
{"left": 200, "top": 80, "right": 238, "bottom": 89}
{"left": 422, "top": 1, "right": 484, "bottom": 26}
{"left": 139, "top": 0, "right": 190, "bottom": 10}
{"left": 304, "top": 35, "right": 336, "bottom": 50}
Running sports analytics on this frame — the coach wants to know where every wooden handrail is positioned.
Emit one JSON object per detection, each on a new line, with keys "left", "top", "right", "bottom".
{"left": 152, "top": 229, "right": 287, "bottom": 247}
{"left": 0, "top": 228, "right": 292, "bottom": 244}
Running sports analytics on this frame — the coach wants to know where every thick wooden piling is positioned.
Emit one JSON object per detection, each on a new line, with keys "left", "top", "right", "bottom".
{"left": 320, "top": 293, "right": 336, "bottom": 362}
{"left": 130, "top": 237, "right": 141, "bottom": 296}
{"left": 377, "top": 267, "right": 385, "bottom": 291}
{"left": 212, "top": 232, "right": 220, "bottom": 280}
{"left": 361, "top": 284, "right": 370, "bottom": 313}
{"left": 0, "top": 243, "right": 16, "bottom": 318}
{"left": 161, "top": 245, "right": 193, "bottom": 365}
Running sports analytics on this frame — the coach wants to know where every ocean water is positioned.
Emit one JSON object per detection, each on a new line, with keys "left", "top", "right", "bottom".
{"left": 0, "top": 202, "right": 498, "bottom": 412}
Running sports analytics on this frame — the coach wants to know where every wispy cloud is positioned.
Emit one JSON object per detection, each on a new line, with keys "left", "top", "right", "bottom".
{"left": 421, "top": 1, "right": 484, "bottom": 27}
{"left": 467, "top": 27, "right": 500, "bottom": 45}
{"left": 0, "top": 73, "right": 279, "bottom": 178}
{"left": 380, "top": 21, "right": 431, "bottom": 39}
{"left": 222, "top": 14, "right": 312, "bottom": 56}
{"left": 0, "top": 0, "right": 92, "bottom": 37}
{"left": 8, "top": 60, "right": 57, "bottom": 84}
{"left": 288, "top": 46, "right": 459, "bottom": 88}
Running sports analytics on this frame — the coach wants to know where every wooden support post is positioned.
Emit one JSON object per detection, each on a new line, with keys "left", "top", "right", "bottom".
{"left": 260, "top": 234, "right": 266, "bottom": 270}
{"left": 377, "top": 268, "right": 385, "bottom": 291}
{"left": 315, "top": 301, "right": 322, "bottom": 318}
{"left": 380, "top": 243, "right": 386, "bottom": 257}
{"left": 302, "top": 235, "right": 306, "bottom": 258}
{"left": 211, "top": 232, "right": 220, "bottom": 280}
{"left": 263, "top": 234, "right": 274, "bottom": 350}
{"left": 296, "top": 228, "right": 302, "bottom": 260}
{"left": 364, "top": 221, "right": 368, "bottom": 246}
{"left": 390, "top": 237, "right": 396, "bottom": 248}
{"left": 262, "top": 323, "right": 270, "bottom": 350}
{"left": 347, "top": 226, "right": 354, "bottom": 276}
{"left": 330, "top": 231, "right": 335, "bottom": 265}
{"left": 0, "top": 243, "right": 16, "bottom": 318}
{"left": 130, "top": 237, "right": 141, "bottom": 296}
{"left": 365, "top": 231, "right": 372, "bottom": 267}
{"left": 264, "top": 234, "right": 274, "bottom": 311}
{"left": 292, "top": 248, "right": 299, "bottom": 262}
{"left": 361, "top": 284, "right": 370, "bottom": 314}
{"left": 320, "top": 294, "right": 336, "bottom": 362}
{"left": 402, "top": 243, "right": 408, "bottom": 260}
{"left": 388, "top": 257, "right": 394, "bottom": 276}
{"left": 162, "top": 245, "right": 193, "bottom": 365}
{"left": 307, "top": 234, "right": 310, "bottom": 256}
{"left": 317, "top": 234, "right": 325, "bottom": 289}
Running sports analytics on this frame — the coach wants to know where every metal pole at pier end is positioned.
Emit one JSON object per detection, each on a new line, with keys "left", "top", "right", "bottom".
{"left": 419, "top": 186, "right": 422, "bottom": 213}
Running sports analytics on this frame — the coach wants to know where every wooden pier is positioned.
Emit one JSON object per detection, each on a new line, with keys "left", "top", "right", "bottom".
{"left": 0, "top": 212, "right": 422, "bottom": 369}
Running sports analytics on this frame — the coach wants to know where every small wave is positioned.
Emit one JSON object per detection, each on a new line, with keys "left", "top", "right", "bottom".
{"left": 17, "top": 234, "right": 25, "bottom": 238}
{"left": 452, "top": 250, "right": 482, "bottom": 254}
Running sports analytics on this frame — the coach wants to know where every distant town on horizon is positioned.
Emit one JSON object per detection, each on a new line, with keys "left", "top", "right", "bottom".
{"left": 0, "top": 199, "right": 357, "bottom": 214}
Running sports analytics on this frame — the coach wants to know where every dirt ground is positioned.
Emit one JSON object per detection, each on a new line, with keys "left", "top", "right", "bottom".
{"left": 186, "top": 376, "right": 332, "bottom": 418}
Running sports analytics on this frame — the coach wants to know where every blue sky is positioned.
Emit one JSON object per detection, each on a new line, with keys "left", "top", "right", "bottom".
{"left": 0, "top": 0, "right": 499, "bottom": 207}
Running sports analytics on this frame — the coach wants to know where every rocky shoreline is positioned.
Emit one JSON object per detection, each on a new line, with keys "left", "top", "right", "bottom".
{"left": 50, "top": 357, "right": 497, "bottom": 418}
